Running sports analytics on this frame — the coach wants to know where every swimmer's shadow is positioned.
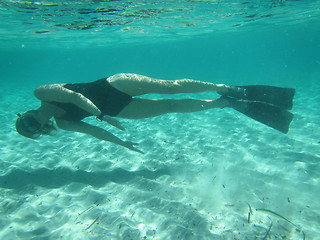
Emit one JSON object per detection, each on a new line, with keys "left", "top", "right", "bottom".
{"left": 0, "top": 167, "right": 170, "bottom": 191}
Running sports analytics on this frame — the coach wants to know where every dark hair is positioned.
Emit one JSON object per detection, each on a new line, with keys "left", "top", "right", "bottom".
{"left": 16, "top": 110, "right": 57, "bottom": 139}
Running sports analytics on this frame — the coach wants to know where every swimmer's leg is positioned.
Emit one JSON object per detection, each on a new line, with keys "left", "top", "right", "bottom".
{"left": 107, "top": 73, "right": 229, "bottom": 96}
{"left": 117, "top": 97, "right": 228, "bottom": 119}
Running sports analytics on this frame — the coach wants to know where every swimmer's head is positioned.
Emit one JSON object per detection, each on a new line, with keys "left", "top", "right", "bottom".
{"left": 16, "top": 110, "right": 57, "bottom": 139}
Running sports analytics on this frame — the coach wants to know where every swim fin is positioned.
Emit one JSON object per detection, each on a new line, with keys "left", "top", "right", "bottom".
{"left": 224, "top": 96, "right": 294, "bottom": 134}
{"left": 223, "top": 85, "right": 295, "bottom": 110}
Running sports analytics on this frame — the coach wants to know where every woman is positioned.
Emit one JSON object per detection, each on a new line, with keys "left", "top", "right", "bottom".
{"left": 15, "top": 73, "right": 295, "bottom": 153}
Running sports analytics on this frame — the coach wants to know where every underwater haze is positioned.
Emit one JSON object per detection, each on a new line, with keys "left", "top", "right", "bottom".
{"left": 1, "top": 0, "right": 320, "bottom": 239}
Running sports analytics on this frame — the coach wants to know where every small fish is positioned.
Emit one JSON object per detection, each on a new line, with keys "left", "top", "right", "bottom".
{"left": 78, "top": 206, "right": 94, "bottom": 216}
{"left": 224, "top": 204, "right": 234, "bottom": 207}
{"left": 262, "top": 223, "right": 273, "bottom": 240}
{"left": 34, "top": 30, "right": 50, "bottom": 34}
{"left": 256, "top": 208, "right": 298, "bottom": 228}
{"left": 247, "top": 203, "right": 253, "bottom": 214}
{"left": 85, "top": 217, "right": 99, "bottom": 231}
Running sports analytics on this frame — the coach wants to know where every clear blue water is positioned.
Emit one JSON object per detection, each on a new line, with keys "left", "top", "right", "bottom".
{"left": 1, "top": 1, "right": 320, "bottom": 87}
{"left": 1, "top": 1, "right": 320, "bottom": 239}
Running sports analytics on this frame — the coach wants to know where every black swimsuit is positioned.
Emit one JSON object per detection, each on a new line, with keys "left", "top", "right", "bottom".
{"left": 50, "top": 78, "right": 132, "bottom": 121}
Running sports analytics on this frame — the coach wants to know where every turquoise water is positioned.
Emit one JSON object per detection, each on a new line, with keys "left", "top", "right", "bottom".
{"left": 1, "top": 1, "right": 320, "bottom": 239}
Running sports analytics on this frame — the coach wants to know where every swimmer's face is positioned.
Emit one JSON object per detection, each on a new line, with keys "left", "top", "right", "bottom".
{"left": 15, "top": 111, "right": 42, "bottom": 139}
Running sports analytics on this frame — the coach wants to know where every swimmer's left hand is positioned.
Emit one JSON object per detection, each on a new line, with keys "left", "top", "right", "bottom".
{"left": 123, "top": 141, "right": 144, "bottom": 154}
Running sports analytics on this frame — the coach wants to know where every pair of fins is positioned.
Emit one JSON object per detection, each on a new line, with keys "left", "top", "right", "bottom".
{"left": 220, "top": 85, "right": 295, "bottom": 134}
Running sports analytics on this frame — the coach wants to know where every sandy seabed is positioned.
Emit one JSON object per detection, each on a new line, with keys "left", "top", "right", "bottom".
{"left": 0, "top": 86, "right": 319, "bottom": 240}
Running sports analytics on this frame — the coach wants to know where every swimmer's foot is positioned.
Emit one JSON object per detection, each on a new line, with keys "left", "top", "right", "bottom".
{"left": 222, "top": 96, "right": 293, "bottom": 134}
{"left": 219, "top": 86, "right": 247, "bottom": 99}
{"left": 215, "top": 84, "right": 231, "bottom": 95}
{"left": 220, "top": 85, "right": 295, "bottom": 110}
{"left": 220, "top": 95, "right": 248, "bottom": 111}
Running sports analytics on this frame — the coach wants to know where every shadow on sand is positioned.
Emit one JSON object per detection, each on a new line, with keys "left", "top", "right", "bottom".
{"left": 0, "top": 167, "right": 171, "bottom": 191}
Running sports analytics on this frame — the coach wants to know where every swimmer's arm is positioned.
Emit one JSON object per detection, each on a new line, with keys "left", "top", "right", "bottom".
{"left": 55, "top": 119, "right": 143, "bottom": 154}
{"left": 34, "top": 84, "right": 101, "bottom": 116}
